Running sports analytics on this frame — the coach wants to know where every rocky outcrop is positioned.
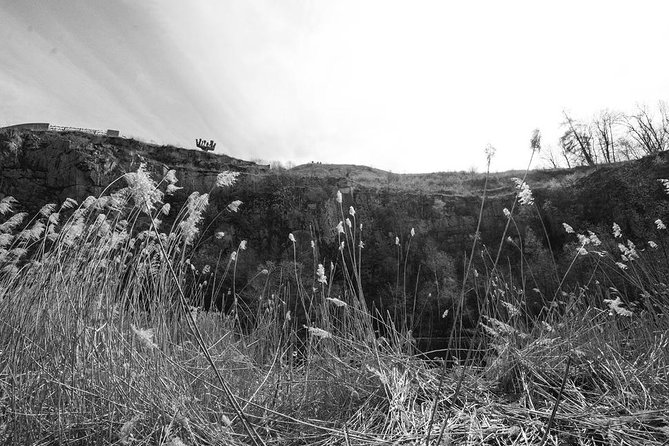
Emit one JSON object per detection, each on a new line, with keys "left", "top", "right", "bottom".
{"left": 0, "top": 129, "right": 267, "bottom": 211}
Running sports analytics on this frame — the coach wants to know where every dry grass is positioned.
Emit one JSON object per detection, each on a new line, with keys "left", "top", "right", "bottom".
{"left": 0, "top": 165, "right": 667, "bottom": 445}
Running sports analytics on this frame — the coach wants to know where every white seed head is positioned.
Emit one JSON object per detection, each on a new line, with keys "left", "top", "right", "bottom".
{"left": 316, "top": 263, "right": 327, "bottom": 284}
{"left": 612, "top": 222, "right": 622, "bottom": 238}
{"left": 227, "top": 200, "right": 242, "bottom": 212}
{"left": 304, "top": 325, "right": 332, "bottom": 339}
{"left": 165, "top": 169, "right": 178, "bottom": 184}
{"left": 326, "top": 297, "right": 347, "bottom": 307}
{"left": 216, "top": 171, "right": 240, "bottom": 188}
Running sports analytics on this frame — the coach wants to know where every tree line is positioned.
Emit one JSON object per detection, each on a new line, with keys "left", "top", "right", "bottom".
{"left": 543, "top": 101, "right": 669, "bottom": 168}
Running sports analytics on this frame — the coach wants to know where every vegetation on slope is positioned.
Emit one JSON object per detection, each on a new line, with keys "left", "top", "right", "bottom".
{"left": 0, "top": 154, "right": 668, "bottom": 445}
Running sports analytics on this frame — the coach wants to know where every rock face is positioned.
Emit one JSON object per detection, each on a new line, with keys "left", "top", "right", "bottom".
{"left": 3, "top": 127, "right": 669, "bottom": 343}
{"left": 0, "top": 129, "right": 267, "bottom": 211}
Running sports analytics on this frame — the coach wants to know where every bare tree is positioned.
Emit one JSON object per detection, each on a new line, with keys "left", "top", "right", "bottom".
{"left": 540, "top": 145, "right": 568, "bottom": 169}
{"left": 592, "top": 109, "right": 623, "bottom": 163}
{"left": 625, "top": 102, "right": 669, "bottom": 155}
{"left": 614, "top": 136, "right": 643, "bottom": 161}
{"left": 560, "top": 112, "right": 596, "bottom": 166}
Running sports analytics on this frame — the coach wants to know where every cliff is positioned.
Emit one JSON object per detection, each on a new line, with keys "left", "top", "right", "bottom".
{"left": 3, "top": 127, "right": 669, "bottom": 342}
{"left": 0, "top": 128, "right": 267, "bottom": 210}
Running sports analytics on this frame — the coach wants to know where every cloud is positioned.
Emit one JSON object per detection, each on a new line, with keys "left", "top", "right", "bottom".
{"left": 2, "top": 1, "right": 669, "bottom": 172}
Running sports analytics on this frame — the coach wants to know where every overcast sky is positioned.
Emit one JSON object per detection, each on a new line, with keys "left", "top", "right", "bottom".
{"left": 2, "top": 1, "right": 669, "bottom": 173}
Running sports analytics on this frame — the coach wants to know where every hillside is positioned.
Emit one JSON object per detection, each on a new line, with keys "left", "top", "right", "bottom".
{"left": 0, "top": 128, "right": 267, "bottom": 210}
{"left": 2, "top": 127, "right": 669, "bottom": 445}
{"left": 3, "top": 127, "right": 669, "bottom": 333}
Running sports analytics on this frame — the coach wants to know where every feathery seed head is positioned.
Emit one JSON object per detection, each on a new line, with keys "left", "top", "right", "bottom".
{"left": 289, "top": 233, "right": 296, "bottom": 243}
{"left": 626, "top": 240, "right": 639, "bottom": 260}
{"left": 165, "top": 169, "right": 178, "bottom": 184}
{"left": 0, "top": 233, "right": 13, "bottom": 248}
{"left": 61, "top": 197, "right": 78, "bottom": 210}
{"left": 511, "top": 177, "right": 534, "bottom": 206}
{"left": 0, "top": 196, "right": 18, "bottom": 215}
{"left": 649, "top": 240, "right": 658, "bottom": 249}
{"left": 530, "top": 129, "right": 542, "bottom": 151}
{"left": 178, "top": 192, "right": 209, "bottom": 246}
{"left": 503, "top": 208, "right": 511, "bottom": 218}
{"left": 0, "top": 212, "right": 27, "bottom": 233}
{"left": 603, "top": 296, "right": 633, "bottom": 317}
{"left": 81, "top": 196, "right": 96, "bottom": 209}
{"left": 304, "top": 325, "right": 332, "bottom": 339}
{"left": 326, "top": 297, "right": 347, "bottom": 307}
{"left": 612, "top": 222, "right": 622, "bottom": 238}
{"left": 166, "top": 184, "right": 183, "bottom": 195}
{"left": 316, "top": 263, "right": 327, "bottom": 284}
{"left": 239, "top": 240, "right": 247, "bottom": 250}
{"left": 131, "top": 324, "right": 157, "bottom": 349}
{"left": 563, "top": 223, "right": 574, "bottom": 234}
{"left": 588, "top": 231, "right": 602, "bottom": 246}
{"left": 349, "top": 206, "right": 355, "bottom": 216}
{"left": 39, "top": 203, "right": 57, "bottom": 217}
{"left": 216, "top": 171, "right": 240, "bottom": 188}
{"left": 656, "top": 219, "right": 666, "bottom": 230}
{"left": 227, "top": 200, "right": 242, "bottom": 212}
{"left": 336, "top": 190, "right": 342, "bottom": 203}
{"left": 484, "top": 144, "right": 496, "bottom": 162}
{"left": 124, "top": 164, "right": 163, "bottom": 214}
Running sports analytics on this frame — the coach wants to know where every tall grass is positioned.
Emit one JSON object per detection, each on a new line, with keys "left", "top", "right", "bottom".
{"left": 0, "top": 160, "right": 667, "bottom": 445}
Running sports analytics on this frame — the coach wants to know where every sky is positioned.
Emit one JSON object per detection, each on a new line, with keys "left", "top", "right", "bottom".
{"left": 1, "top": 1, "right": 669, "bottom": 173}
